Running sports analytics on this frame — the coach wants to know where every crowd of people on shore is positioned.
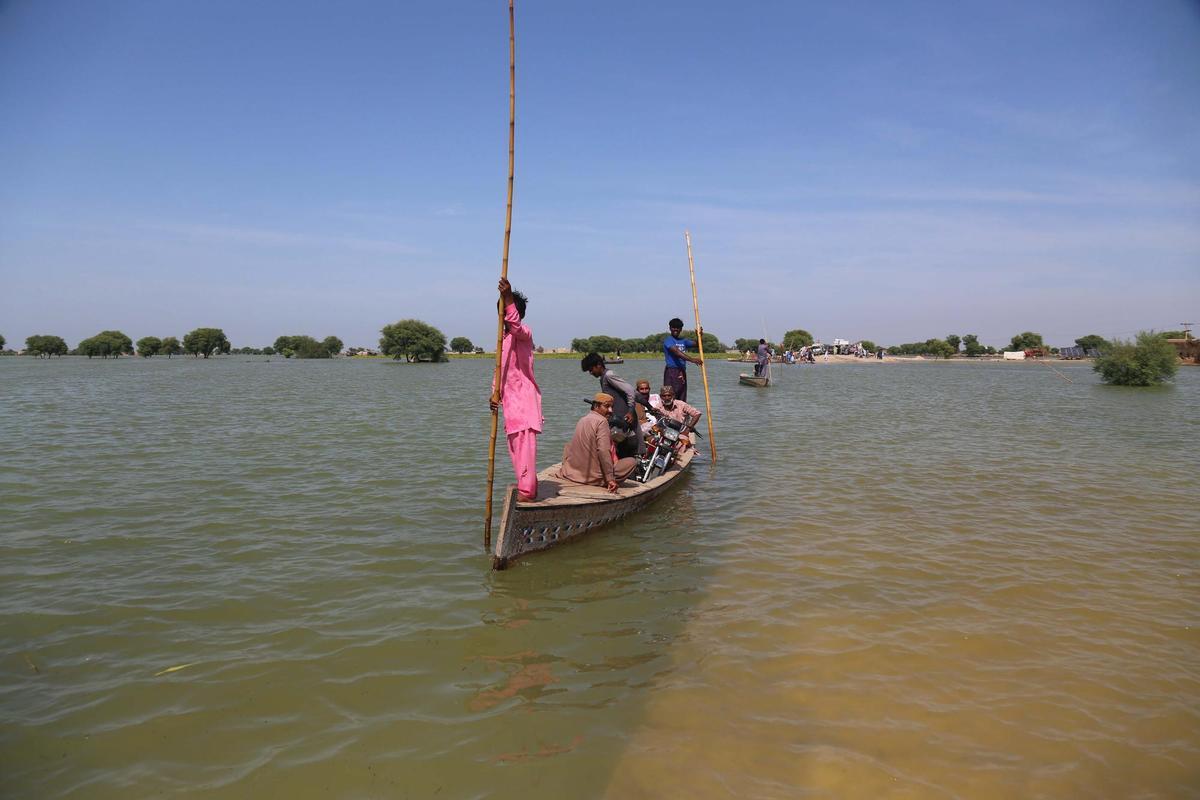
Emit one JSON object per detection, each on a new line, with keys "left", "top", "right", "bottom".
{"left": 490, "top": 282, "right": 702, "bottom": 498}
{"left": 744, "top": 341, "right": 884, "bottom": 365}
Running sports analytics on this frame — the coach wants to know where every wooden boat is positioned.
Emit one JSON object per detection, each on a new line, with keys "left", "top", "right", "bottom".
{"left": 492, "top": 448, "right": 695, "bottom": 569}
{"left": 739, "top": 373, "right": 769, "bottom": 387}
{"left": 604, "top": 356, "right": 624, "bottom": 364}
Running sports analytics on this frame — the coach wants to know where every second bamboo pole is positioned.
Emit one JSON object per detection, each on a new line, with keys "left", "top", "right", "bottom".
{"left": 685, "top": 230, "right": 717, "bottom": 462}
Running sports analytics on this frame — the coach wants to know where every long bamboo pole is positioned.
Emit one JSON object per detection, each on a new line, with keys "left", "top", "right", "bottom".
{"left": 685, "top": 230, "right": 717, "bottom": 462}
{"left": 485, "top": 0, "right": 516, "bottom": 550}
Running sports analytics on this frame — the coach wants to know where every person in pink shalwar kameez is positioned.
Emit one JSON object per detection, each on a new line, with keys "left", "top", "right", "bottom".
{"left": 490, "top": 278, "right": 543, "bottom": 500}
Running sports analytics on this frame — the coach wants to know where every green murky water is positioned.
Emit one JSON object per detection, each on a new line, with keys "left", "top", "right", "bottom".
{"left": 2, "top": 356, "right": 1197, "bottom": 798}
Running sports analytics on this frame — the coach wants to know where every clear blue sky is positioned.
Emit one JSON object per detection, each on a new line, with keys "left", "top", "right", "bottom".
{"left": 2, "top": 0, "right": 1198, "bottom": 350}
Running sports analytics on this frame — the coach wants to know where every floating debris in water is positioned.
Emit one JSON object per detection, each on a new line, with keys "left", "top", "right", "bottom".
{"left": 154, "top": 662, "right": 199, "bottom": 677}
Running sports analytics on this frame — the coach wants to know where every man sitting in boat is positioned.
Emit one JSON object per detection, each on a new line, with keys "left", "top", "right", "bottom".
{"left": 558, "top": 393, "right": 638, "bottom": 493}
{"left": 581, "top": 351, "right": 642, "bottom": 458}
{"left": 648, "top": 385, "right": 702, "bottom": 448}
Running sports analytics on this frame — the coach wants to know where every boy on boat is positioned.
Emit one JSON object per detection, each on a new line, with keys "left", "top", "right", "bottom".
{"left": 662, "top": 317, "right": 703, "bottom": 402}
{"left": 580, "top": 352, "right": 643, "bottom": 457}
{"left": 490, "top": 277, "right": 542, "bottom": 501}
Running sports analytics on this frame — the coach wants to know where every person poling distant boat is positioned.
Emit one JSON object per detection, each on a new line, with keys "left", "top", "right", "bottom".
{"left": 754, "top": 338, "right": 770, "bottom": 378}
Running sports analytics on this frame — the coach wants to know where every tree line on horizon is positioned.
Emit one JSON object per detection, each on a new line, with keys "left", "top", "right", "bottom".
{"left": 6, "top": 325, "right": 1188, "bottom": 369}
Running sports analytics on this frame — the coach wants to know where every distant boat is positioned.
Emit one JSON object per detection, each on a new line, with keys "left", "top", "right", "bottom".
{"left": 604, "top": 355, "right": 624, "bottom": 364}
{"left": 491, "top": 449, "right": 694, "bottom": 569}
{"left": 739, "top": 373, "right": 769, "bottom": 387}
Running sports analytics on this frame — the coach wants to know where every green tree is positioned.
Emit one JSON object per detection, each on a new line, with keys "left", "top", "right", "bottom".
{"left": 105, "top": 330, "right": 134, "bottom": 356}
{"left": 25, "top": 334, "right": 69, "bottom": 357}
{"left": 136, "top": 336, "right": 162, "bottom": 357}
{"left": 161, "top": 336, "right": 182, "bottom": 358}
{"left": 1009, "top": 331, "right": 1044, "bottom": 351}
{"left": 781, "top": 329, "right": 814, "bottom": 350}
{"left": 292, "top": 336, "right": 330, "bottom": 359}
{"left": 183, "top": 328, "right": 231, "bottom": 358}
{"left": 273, "top": 335, "right": 297, "bottom": 356}
{"left": 570, "top": 337, "right": 591, "bottom": 353}
{"left": 734, "top": 338, "right": 757, "bottom": 352}
{"left": 449, "top": 336, "right": 474, "bottom": 354}
{"left": 620, "top": 338, "right": 645, "bottom": 353}
{"left": 962, "top": 334, "right": 985, "bottom": 358}
{"left": 1159, "top": 330, "right": 1185, "bottom": 340}
{"left": 926, "top": 338, "right": 955, "bottom": 359}
{"left": 77, "top": 330, "right": 133, "bottom": 358}
{"left": 859, "top": 340, "right": 877, "bottom": 353}
{"left": 588, "top": 334, "right": 622, "bottom": 354}
{"left": 262, "top": 345, "right": 275, "bottom": 356}
{"left": 1094, "top": 331, "right": 1179, "bottom": 386}
{"left": 380, "top": 319, "right": 448, "bottom": 362}
{"left": 76, "top": 337, "right": 99, "bottom": 358}
{"left": 946, "top": 334, "right": 961, "bottom": 353}
{"left": 0, "top": 333, "right": 5, "bottom": 350}
{"left": 1074, "top": 334, "right": 1109, "bottom": 352}
{"left": 886, "top": 338, "right": 955, "bottom": 357}
{"left": 322, "top": 336, "right": 344, "bottom": 356}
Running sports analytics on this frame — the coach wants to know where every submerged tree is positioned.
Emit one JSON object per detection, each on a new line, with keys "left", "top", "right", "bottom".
{"left": 161, "top": 336, "right": 182, "bottom": 358}
{"left": 272, "top": 334, "right": 339, "bottom": 358}
{"left": 78, "top": 330, "right": 134, "bottom": 358}
{"left": 183, "top": 328, "right": 231, "bottom": 358}
{"left": 136, "top": 336, "right": 162, "bottom": 357}
{"left": 380, "top": 319, "right": 448, "bottom": 362}
{"left": 1093, "top": 331, "right": 1178, "bottom": 386}
{"left": 321, "top": 336, "right": 343, "bottom": 357}
{"left": 25, "top": 334, "right": 69, "bottom": 357}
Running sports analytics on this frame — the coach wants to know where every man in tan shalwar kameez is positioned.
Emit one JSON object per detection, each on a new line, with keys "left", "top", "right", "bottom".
{"left": 558, "top": 393, "right": 638, "bottom": 492}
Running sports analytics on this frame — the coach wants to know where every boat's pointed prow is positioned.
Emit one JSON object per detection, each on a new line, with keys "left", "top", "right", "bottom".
{"left": 492, "top": 484, "right": 520, "bottom": 570}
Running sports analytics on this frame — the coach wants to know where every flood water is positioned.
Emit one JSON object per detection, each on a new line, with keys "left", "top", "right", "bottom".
{"left": 2, "top": 356, "right": 1197, "bottom": 798}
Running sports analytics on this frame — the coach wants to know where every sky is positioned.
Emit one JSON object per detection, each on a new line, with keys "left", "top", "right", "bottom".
{"left": 2, "top": 0, "right": 1198, "bottom": 351}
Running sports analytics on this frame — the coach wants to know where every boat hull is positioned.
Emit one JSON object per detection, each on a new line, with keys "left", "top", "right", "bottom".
{"left": 739, "top": 373, "right": 769, "bottom": 387}
{"left": 492, "top": 448, "right": 694, "bottom": 569}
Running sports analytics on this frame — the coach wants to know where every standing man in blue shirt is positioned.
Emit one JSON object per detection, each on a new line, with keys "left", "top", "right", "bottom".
{"left": 662, "top": 317, "right": 703, "bottom": 402}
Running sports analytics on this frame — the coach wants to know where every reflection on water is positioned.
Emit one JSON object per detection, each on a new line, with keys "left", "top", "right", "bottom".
{"left": 1, "top": 357, "right": 1197, "bottom": 798}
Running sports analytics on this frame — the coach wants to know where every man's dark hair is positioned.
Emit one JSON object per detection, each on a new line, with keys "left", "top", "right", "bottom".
{"left": 512, "top": 290, "right": 528, "bottom": 319}
{"left": 668, "top": 318, "right": 684, "bottom": 329}
{"left": 760, "top": 338, "right": 766, "bottom": 344}
{"left": 580, "top": 352, "right": 605, "bottom": 372}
